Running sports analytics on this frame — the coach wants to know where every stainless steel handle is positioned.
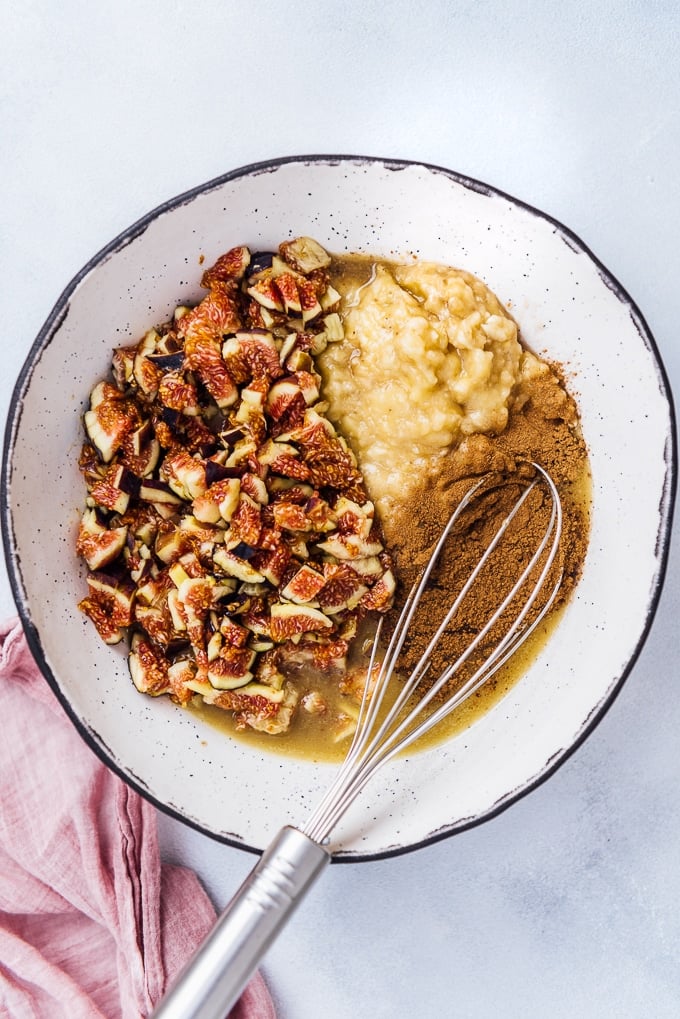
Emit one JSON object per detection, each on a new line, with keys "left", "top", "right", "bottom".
{"left": 151, "top": 826, "right": 330, "bottom": 1019}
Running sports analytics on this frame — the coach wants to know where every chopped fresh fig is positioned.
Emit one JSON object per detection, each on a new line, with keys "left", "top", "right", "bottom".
{"left": 89, "top": 466, "right": 131, "bottom": 514}
{"left": 347, "top": 555, "right": 384, "bottom": 578}
{"left": 212, "top": 683, "right": 297, "bottom": 735}
{"left": 224, "top": 434, "right": 258, "bottom": 468}
{"left": 121, "top": 435, "right": 160, "bottom": 478}
{"left": 278, "top": 333, "right": 299, "bottom": 366}
{"left": 224, "top": 330, "right": 283, "bottom": 385}
{"left": 76, "top": 236, "right": 397, "bottom": 743}
{"left": 266, "top": 377, "right": 305, "bottom": 424}
{"left": 174, "top": 576, "right": 216, "bottom": 630}
{"left": 302, "top": 494, "right": 336, "bottom": 531}
{"left": 85, "top": 571, "right": 135, "bottom": 628}
{"left": 301, "top": 690, "right": 327, "bottom": 715}
{"left": 298, "top": 278, "right": 323, "bottom": 323}
{"left": 316, "top": 532, "right": 384, "bottom": 560}
{"left": 111, "top": 464, "right": 141, "bottom": 497}
{"left": 236, "top": 596, "right": 265, "bottom": 629}
{"left": 269, "top": 602, "right": 333, "bottom": 642}
{"left": 287, "top": 636, "right": 349, "bottom": 672}
{"left": 178, "top": 514, "right": 227, "bottom": 543}
{"left": 268, "top": 479, "right": 314, "bottom": 501}
{"left": 206, "top": 630, "right": 223, "bottom": 662}
{"left": 78, "top": 596, "right": 125, "bottom": 645}
{"left": 162, "top": 449, "right": 207, "bottom": 500}
{"left": 246, "top": 276, "right": 285, "bottom": 312}
{"left": 124, "top": 543, "right": 153, "bottom": 585}
{"left": 89, "top": 380, "right": 122, "bottom": 409}
{"left": 155, "top": 529, "right": 191, "bottom": 564}
{"left": 272, "top": 501, "right": 313, "bottom": 532}
{"left": 129, "top": 419, "right": 153, "bottom": 456}
{"left": 220, "top": 617, "right": 250, "bottom": 646}
{"left": 293, "top": 371, "right": 320, "bottom": 406}
{"left": 335, "top": 496, "right": 374, "bottom": 539}
{"left": 139, "top": 479, "right": 183, "bottom": 505}
{"left": 76, "top": 509, "right": 127, "bottom": 571}
{"left": 180, "top": 287, "right": 241, "bottom": 408}
{"left": 256, "top": 438, "right": 298, "bottom": 466}
{"left": 152, "top": 500, "right": 181, "bottom": 521}
{"left": 229, "top": 540, "right": 258, "bottom": 561}
{"left": 134, "top": 602, "right": 180, "bottom": 648}
{"left": 147, "top": 351, "right": 185, "bottom": 371}
{"left": 284, "top": 347, "right": 314, "bottom": 374}
{"left": 193, "top": 477, "right": 241, "bottom": 524}
{"left": 280, "top": 564, "right": 326, "bottom": 604}
{"left": 158, "top": 370, "right": 200, "bottom": 415}
{"left": 273, "top": 272, "right": 303, "bottom": 315}
{"left": 129, "top": 633, "right": 171, "bottom": 695}
{"left": 78, "top": 442, "right": 107, "bottom": 489}
{"left": 201, "top": 245, "right": 251, "bottom": 287}
{"left": 254, "top": 651, "right": 285, "bottom": 688}
{"left": 279, "top": 237, "right": 331, "bottom": 274}
{"left": 133, "top": 330, "right": 163, "bottom": 397}
{"left": 178, "top": 283, "right": 242, "bottom": 343}
{"left": 84, "top": 394, "right": 139, "bottom": 463}
{"left": 239, "top": 472, "right": 268, "bottom": 505}
{"left": 360, "top": 569, "right": 396, "bottom": 611}
{"left": 204, "top": 459, "right": 241, "bottom": 486}
{"left": 247, "top": 251, "right": 275, "bottom": 278}
{"left": 252, "top": 544, "right": 291, "bottom": 586}
{"left": 233, "top": 389, "right": 266, "bottom": 446}
{"left": 213, "top": 547, "right": 265, "bottom": 584}
{"left": 135, "top": 570, "right": 173, "bottom": 607}
{"left": 268, "top": 454, "right": 312, "bottom": 482}
{"left": 230, "top": 492, "right": 262, "bottom": 547}
{"left": 111, "top": 346, "right": 136, "bottom": 389}
{"left": 207, "top": 647, "right": 256, "bottom": 689}
{"left": 316, "top": 564, "right": 368, "bottom": 614}
{"left": 166, "top": 658, "right": 196, "bottom": 704}
{"left": 167, "top": 588, "right": 188, "bottom": 631}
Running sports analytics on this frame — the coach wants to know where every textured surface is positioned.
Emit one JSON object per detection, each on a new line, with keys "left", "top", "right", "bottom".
{"left": 2, "top": 2, "right": 680, "bottom": 1016}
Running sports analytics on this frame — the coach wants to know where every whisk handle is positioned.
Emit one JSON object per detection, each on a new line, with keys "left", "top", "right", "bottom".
{"left": 151, "top": 826, "right": 330, "bottom": 1019}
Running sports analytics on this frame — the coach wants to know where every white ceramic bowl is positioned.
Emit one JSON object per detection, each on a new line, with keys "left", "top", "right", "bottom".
{"left": 2, "top": 156, "right": 675, "bottom": 860}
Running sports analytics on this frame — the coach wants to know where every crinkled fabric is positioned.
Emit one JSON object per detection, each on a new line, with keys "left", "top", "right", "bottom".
{"left": 0, "top": 619, "right": 275, "bottom": 1019}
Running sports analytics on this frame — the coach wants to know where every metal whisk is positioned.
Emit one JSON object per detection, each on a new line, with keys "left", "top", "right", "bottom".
{"left": 152, "top": 463, "right": 562, "bottom": 1019}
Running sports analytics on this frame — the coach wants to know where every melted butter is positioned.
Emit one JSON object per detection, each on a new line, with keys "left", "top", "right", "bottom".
{"left": 192, "top": 671, "right": 364, "bottom": 763}
{"left": 191, "top": 570, "right": 574, "bottom": 764}
{"left": 191, "top": 626, "right": 550, "bottom": 763}
{"left": 330, "top": 253, "right": 376, "bottom": 303}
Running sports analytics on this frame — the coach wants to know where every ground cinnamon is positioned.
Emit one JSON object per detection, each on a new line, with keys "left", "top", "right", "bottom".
{"left": 381, "top": 361, "right": 590, "bottom": 698}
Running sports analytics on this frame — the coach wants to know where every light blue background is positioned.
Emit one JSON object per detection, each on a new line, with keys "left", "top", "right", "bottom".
{"left": 2, "top": 3, "right": 679, "bottom": 1016}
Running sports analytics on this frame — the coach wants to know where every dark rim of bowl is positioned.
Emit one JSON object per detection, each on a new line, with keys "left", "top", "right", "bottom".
{"left": 2, "top": 154, "right": 677, "bottom": 862}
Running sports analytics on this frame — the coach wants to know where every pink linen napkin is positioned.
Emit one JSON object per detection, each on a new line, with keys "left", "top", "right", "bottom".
{"left": 0, "top": 618, "right": 276, "bottom": 1019}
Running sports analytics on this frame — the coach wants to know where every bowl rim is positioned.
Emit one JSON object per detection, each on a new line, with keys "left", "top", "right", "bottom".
{"left": 2, "top": 153, "right": 677, "bottom": 862}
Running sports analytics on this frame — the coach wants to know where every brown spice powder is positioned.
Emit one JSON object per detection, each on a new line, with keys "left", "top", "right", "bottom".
{"left": 380, "top": 362, "right": 590, "bottom": 696}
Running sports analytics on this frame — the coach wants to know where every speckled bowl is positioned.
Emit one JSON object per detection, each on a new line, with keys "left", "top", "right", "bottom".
{"left": 2, "top": 156, "right": 675, "bottom": 860}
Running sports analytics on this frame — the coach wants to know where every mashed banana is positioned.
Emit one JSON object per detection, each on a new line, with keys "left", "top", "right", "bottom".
{"left": 321, "top": 252, "right": 589, "bottom": 739}
{"left": 320, "top": 260, "right": 525, "bottom": 516}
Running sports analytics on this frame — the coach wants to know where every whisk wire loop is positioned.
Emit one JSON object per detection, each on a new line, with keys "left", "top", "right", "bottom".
{"left": 303, "top": 463, "right": 563, "bottom": 845}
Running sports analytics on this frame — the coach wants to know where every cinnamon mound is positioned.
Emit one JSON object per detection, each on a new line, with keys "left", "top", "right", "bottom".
{"left": 383, "top": 361, "right": 590, "bottom": 686}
